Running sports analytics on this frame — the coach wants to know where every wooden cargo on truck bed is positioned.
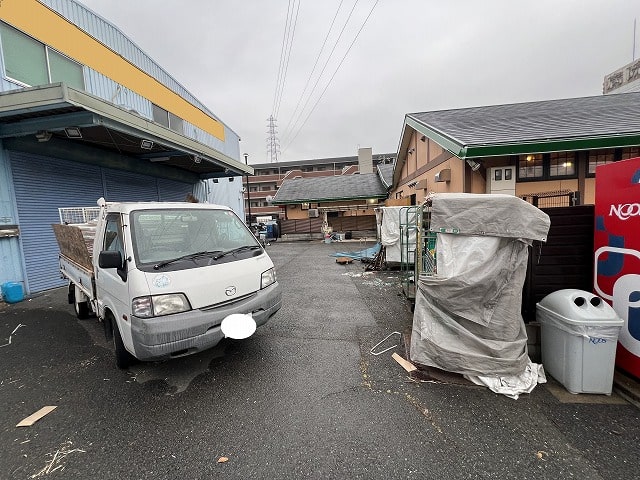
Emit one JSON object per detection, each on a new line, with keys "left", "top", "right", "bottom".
{"left": 52, "top": 223, "right": 94, "bottom": 270}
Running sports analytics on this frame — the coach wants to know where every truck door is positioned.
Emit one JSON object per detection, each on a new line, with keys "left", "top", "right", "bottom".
{"left": 96, "top": 213, "right": 132, "bottom": 346}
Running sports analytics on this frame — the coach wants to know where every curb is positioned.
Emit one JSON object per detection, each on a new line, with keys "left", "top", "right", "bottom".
{"left": 613, "top": 371, "right": 640, "bottom": 409}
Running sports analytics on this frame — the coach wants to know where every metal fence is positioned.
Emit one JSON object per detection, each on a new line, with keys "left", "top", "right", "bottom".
{"left": 519, "top": 190, "right": 579, "bottom": 208}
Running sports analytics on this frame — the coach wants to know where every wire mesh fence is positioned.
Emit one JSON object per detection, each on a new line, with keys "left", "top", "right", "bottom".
{"left": 58, "top": 207, "right": 101, "bottom": 225}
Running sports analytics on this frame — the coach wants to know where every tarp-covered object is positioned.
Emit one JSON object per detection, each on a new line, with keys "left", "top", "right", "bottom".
{"left": 378, "top": 206, "right": 416, "bottom": 263}
{"left": 410, "top": 193, "right": 551, "bottom": 378}
{"left": 430, "top": 193, "right": 550, "bottom": 241}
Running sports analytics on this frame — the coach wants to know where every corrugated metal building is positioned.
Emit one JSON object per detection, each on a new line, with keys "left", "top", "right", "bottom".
{"left": 0, "top": 0, "right": 251, "bottom": 295}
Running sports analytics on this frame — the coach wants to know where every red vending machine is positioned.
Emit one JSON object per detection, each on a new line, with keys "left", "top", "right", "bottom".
{"left": 594, "top": 157, "right": 640, "bottom": 378}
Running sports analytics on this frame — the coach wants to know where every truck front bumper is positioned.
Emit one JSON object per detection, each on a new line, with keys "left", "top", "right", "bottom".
{"left": 129, "top": 282, "right": 282, "bottom": 361}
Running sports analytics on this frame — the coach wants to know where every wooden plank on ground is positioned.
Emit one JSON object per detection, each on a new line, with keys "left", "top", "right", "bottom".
{"left": 392, "top": 352, "right": 417, "bottom": 372}
{"left": 16, "top": 406, "right": 57, "bottom": 427}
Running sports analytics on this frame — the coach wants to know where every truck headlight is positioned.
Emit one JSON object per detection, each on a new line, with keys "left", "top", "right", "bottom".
{"left": 132, "top": 294, "right": 191, "bottom": 318}
{"left": 261, "top": 268, "right": 277, "bottom": 289}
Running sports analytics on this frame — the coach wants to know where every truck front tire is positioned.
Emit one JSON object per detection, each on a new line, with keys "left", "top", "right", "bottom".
{"left": 108, "top": 315, "right": 136, "bottom": 369}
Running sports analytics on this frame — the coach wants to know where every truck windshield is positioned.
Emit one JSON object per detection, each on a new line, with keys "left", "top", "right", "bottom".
{"left": 131, "top": 208, "right": 261, "bottom": 267}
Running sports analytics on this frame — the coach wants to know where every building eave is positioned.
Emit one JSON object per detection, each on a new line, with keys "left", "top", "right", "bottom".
{"left": 0, "top": 83, "right": 253, "bottom": 177}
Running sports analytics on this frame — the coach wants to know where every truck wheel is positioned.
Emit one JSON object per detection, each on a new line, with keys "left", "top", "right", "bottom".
{"left": 74, "top": 297, "right": 90, "bottom": 319}
{"left": 70, "top": 286, "right": 90, "bottom": 319}
{"left": 111, "top": 318, "right": 135, "bottom": 369}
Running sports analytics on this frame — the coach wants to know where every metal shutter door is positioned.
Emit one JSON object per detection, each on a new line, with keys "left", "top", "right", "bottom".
{"left": 157, "top": 178, "right": 194, "bottom": 202}
{"left": 103, "top": 169, "right": 159, "bottom": 202}
{"left": 10, "top": 152, "right": 103, "bottom": 293}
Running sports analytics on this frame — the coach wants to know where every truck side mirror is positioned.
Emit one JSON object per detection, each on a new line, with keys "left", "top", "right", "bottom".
{"left": 98, "top": 251, "right": 122, "bottom": 269}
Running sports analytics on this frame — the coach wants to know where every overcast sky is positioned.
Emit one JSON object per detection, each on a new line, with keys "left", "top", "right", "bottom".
{"left": 77, "top": 0, "right": 639, "bottom": 164}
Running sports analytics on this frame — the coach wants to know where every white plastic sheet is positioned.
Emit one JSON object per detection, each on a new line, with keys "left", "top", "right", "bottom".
{"left": 410, "top": 193, "right": 551, "bottom": 381}
{"left": 379, "top": 206, "right": 416, "bottom": 263}
{"left": 464, "top": 359, "right": 547, "bottom": 400}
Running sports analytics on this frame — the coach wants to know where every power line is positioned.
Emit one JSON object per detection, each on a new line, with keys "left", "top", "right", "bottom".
{"left": 280, "top": 0, "right": 345, "bottom": 142}
{"left": 272, "top": 0, "right": 301, "bottom": 119}
{"left": 282, "top": 0, "right": 379, "bottom": 155}
{"left": 272, "top": 0, "right": 293, "bottom": 117}
{"left": 281, "top": 0, "right": 360, "bottom": 148}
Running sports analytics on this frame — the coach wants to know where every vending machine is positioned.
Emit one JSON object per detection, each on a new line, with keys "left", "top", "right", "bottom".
{"left": 594, "top": 157, "right": 640, "bottom": 378}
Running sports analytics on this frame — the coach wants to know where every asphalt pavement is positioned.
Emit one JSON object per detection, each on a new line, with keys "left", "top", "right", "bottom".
{"left": 1, "top": 240, "right": 639, "bottom": 479}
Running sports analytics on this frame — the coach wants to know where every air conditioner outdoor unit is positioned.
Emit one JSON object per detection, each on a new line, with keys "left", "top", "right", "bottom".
{"left": 308, "top": 208, "right": 319, "bottom": 218}
{"left": 434, "top": 168, "right": 451, "bottom": 183}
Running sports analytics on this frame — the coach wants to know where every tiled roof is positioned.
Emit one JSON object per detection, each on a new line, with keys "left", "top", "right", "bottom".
{"left": 377, "top": 163, "right": 394, "bottom": 188}
{"left": 272, "top": 173, "right": 387, "bottom": 204}
{"left": 407, "top": 92, "right": 640, "bottom": 158}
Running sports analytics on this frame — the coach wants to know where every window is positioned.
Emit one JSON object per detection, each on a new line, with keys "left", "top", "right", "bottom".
{"left": 588, "top": 149, "right": 615, "bottom": 175}
{"left": 132, "top": 208, "right": 259, "bottom": 267}
{"left": 152, "top": 104, "right": 170, "bottom": 128}
{"left": 504, "top": 168, "right": 512, "bottom": 181}
{"left": 621, "top": 147, "right": 640, "bottom": 160}
{"left": 152, "top": 103, "right": 184, "bottom": 133}
{"left": 103, "top": 216, "right": 124, "bottom": 258}
{"left": 517, "top": 153, "right": 578, "bottom": 180}
{"left": 48, "top": 50, "right": 84, "bottom": 90}
{"left": 168, "top": 112, "right": 184, "bottom": 134}
{"left": 518, "top": 154, "right": 543, "bottom": 179}
{"left": 494, "top": 169, "right": 502, "bottom": 181}
{"left": 0, "top": 22, "right": 84, "bottom": 89}
{"left": 549, "top": 152, "right": 576, "bottom": 177}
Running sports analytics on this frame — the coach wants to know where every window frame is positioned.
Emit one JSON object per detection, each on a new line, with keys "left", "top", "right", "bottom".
{"left": 0, "top": 22, "right": 85, "bottom": 89}
{"left": 516, "top": 152, "right": 578, "bottom": 182}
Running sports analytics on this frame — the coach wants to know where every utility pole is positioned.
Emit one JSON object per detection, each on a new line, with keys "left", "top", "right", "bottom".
{"left": 266, "top": 116, "right": 280, "bottom": 163}
{"left": 244, "top": 153, "right": 252, "bottom": 226}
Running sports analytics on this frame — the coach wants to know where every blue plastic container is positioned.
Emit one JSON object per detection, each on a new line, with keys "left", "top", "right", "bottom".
{"left": 1, "top": 282, "right": 24, "bottom": 304}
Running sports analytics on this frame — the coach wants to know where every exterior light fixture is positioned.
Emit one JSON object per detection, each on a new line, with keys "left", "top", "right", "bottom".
{"left": 140, "top": 139, "right": 154, "bottom": 149}
{"left": 466, "top": 159, "right": 482, "bottom": 171}
{"left": 64, "top": 127, "right": 82, "bottom": 139}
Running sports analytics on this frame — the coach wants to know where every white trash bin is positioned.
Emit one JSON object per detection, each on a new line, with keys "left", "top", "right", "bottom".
{"left": 536, "top": 289, "right": 623, "bottom": 394}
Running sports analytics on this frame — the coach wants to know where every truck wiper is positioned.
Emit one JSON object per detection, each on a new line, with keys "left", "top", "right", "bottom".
{"left": 212, "top": 245, "right": 262, "bottom": 260}
{"left": 153, "top": 250, "right": 223, "bottom": 270}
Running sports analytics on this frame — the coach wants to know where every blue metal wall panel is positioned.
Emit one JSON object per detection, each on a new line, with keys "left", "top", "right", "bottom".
{"left": 84, "top": 69, "right": 152, "bottom": 118}
{"left": 0, "top": 143, "right": 23, "bottom": 287}
{"left": 102, "top": 169, "right": 159, "bottom": 202}
{"left": 9, "top": 151, "right": 103, "bottom": 293}
{"left": 0, "top": 143, "right": 16, "bottom": 223}
{"left": 7, "top": 149, "right": 197, "bottom": 293}
{"left": 157, "top": 178, "right": 194, "bottom": 202}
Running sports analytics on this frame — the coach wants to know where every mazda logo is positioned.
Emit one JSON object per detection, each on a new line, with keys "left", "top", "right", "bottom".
{"left": 225, "top": 286, "right": 237, "bottom": 296}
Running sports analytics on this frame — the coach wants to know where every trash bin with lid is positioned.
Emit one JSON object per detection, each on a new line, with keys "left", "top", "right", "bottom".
{"left": 536, "top": 289, "right": 624, "bottom": 394}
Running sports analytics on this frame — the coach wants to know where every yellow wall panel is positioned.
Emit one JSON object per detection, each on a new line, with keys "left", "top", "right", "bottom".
{"left": 1, "top": 0, "right": 224, "bottom": 140}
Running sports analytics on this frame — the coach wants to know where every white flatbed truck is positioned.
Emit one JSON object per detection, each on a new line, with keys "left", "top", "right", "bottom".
{"left": 53, "top": 199, "right": 282, "bottom": 368}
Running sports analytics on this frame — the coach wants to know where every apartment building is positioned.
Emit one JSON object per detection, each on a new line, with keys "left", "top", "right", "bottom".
{"left": 243, "top": 148, "right": 395, "bottom": 223}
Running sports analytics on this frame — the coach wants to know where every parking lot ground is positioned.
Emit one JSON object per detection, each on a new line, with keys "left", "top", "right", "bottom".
{"left": 1, "top": 240, "right": 639, "bottom": 479}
